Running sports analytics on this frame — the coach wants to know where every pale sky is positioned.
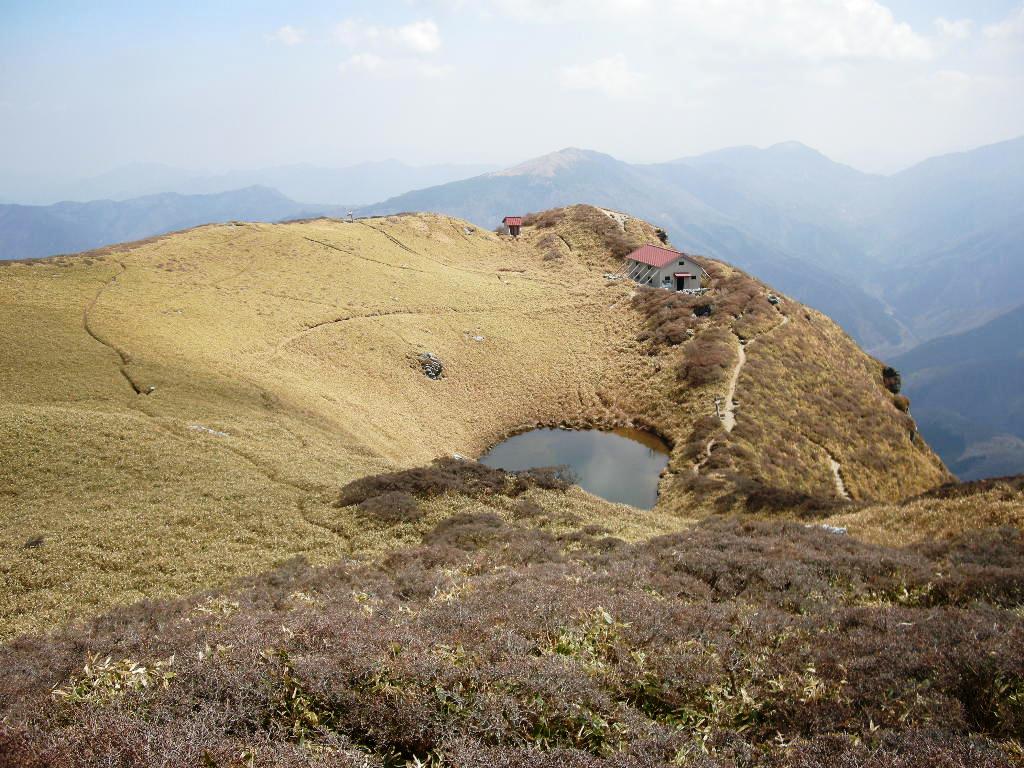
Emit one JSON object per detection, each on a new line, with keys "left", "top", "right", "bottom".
{"left": 2, "top": 0, "right": 1023, "bottom": 183}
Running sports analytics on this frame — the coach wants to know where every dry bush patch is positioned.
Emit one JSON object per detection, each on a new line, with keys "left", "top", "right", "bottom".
{"left": 2, "top": 505, "right": 1022, "bottom": 766}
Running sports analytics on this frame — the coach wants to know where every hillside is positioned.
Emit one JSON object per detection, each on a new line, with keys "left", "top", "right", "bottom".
{"left": 0, "top": 204, "right": 946, "bottom": 640}
{"left": 0, "top": 186, "right": 344, "bottom": 261}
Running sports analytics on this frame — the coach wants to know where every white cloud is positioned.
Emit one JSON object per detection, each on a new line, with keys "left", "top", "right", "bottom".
{"left": 339, "top": 53, "right": 384, "bottom": 74}
{"left": 459, "top": 0, "right": 933, "bottom": 61}
{"left": 929, "top": 70, "right": 974, "bottom": 102}
{"left": 934, "top": 17, "right": 972, "bottom": 40}
{"left": 984, "top": 5, "right": 1024, "bottom": 40}
{"left": 393, "top": 20, "right": 442, "bottom": 53}
{"left": 270, "top": 25, "right": 305, "bottom": 46}
{"left": 338, "top": 53, "right": 453, "bottom": 79}
{"left": 560, "top": 54, "right": 645, "bottom": 98}
{"left": 416, "top": 61, "right": 454, "bottom": 78}
{"left": 335, "top": 18, "right": 442, "bottom": 54}
{"left": 466, "top": 0, "right": 652, "bottom": 23}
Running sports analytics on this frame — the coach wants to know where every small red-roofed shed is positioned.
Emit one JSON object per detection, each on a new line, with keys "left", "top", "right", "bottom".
{"left": 502, "top": 216, "right": 523, "bottom": 237}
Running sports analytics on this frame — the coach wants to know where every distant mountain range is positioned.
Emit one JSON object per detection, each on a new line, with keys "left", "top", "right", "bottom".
{"left": 0, "top": 159, "right": 499, "bottom": 208}
{"left": 361, "top": 136, "right": 1024, "bottom": 354}
{"left": 0, "top": 186, "right": 342, "bottom": 260}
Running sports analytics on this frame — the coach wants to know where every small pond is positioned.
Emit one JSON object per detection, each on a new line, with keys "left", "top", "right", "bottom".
{"left": 479, "top": 427, "right": 670, "bottom": 509}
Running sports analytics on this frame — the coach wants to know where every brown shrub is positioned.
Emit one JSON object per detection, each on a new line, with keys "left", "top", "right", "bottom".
{"left": 735, "top": 478, "right": 851, "bottom": 518}
{"left": 522, "top": 210, "right": 565, "bottom": 229}
{"left": 337, "top": 458, "right": 572, "bottom": 508}
{"left": 632, "top": 288, "right": 704, "bottom": 347}
{"left": 893, "top": 394, "right": 911, "bottom": 412}
{"left": 537, "top": 234, "right": 563, "bottom": 261}
{"left": 356, "top": 492, "right": 423, "bottom": 525}
{"left": 569, "top": 206, "right": 638, "bottom": 259}
{"left": 676, "top": 327, "right": 735, "bottom": 386}
{"left": 911, "top": 475, "right": 1024, "bottom": 503}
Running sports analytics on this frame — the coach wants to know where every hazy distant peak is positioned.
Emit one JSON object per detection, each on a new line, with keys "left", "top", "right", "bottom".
{"left": 766, "top": 140, "right": 821, "bottom": 154}
{"left": 490, "top": 147, "right": 616, "bottom": 177}
{"left": 770, "top": 140, "right": 810, "bottom": 150}
{"left": 680, "top": 140, "right": 832, "bottom": 165}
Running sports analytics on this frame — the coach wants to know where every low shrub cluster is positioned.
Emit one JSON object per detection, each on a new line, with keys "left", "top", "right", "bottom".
{"left": 355, "top": 491, "right": 424, "bottom": 525}
{"left": 569, "top": 206, "right": 637, "bottom": 260}
{"left": 524, "top": 206, "right": 640, "bottom": 261}
{"left": 676, "top": 327, "right": 735, "bottom": 386}
{"left": 522, "top": 210, "right": 565, "bottom": 229}
{"left": 338, "top": 457, "right": 573, "bottom": 511}
{"left": 537, "top": 234, "right": 563, "bottom": 261}
{"left": 2, "top": 511, "right": 1022, "bottom": 766}
{"left": 728, "top": 477, "right": 853, "bottom": 518}
{"left": 632, "top": 289, "right": 707, "bottom": 347}
{"left": 910, "top": 475, "right": 1024, "bottom": 502}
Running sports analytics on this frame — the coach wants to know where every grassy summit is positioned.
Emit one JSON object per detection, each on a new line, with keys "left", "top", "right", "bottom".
{"left": 1, "top": 206, "right": 1019, "bottom": 765}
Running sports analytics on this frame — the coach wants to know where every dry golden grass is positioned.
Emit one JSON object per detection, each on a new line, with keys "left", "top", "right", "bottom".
{"left": 823, "top": 477, "right": 1024, "bottom": 546}
{"left": 0, "top": 208, "right": 963, "bottom": 639}
{"left": 0, "top": 213, "right": 677, "bottom": 638}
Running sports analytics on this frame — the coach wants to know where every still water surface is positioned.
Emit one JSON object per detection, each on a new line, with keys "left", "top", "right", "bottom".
{"left": 479, "top": 427, "right": 670, "bottom": 509}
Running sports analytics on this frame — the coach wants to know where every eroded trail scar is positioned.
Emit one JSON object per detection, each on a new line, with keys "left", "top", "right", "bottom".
{"left": 304, "top": 236, "right": 427, "bottom": 273}
{"left": 83, "top": 261, "right": 148, "bottom": 395}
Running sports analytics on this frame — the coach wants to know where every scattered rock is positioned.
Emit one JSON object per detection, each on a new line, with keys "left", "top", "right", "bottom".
{"left": 189, "top": 424, "right": 229, "bottom": 438}
{"left": 767, "top": 294, "right": 781, "bottom": 305}
{"left": 472, "top": 335, "right": 484, "bottom": 342}
{"left": 419, "top": 352, "right": 444, "bottom": 380}
{"left": 804, "top": 523, "right": 847, "bottom": 535}
{"left": 23, "top": 535, "right": 44, "bottom": 549}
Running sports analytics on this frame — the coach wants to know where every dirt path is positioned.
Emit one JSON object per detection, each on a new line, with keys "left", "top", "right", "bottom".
{"left": 695, "top": 309, "right": 791, "bottom": 475}
{"left": 828, "top": 454, "right": 851, "bottom": 500}
{"left": 720, "top": 313, "right": 790, "bottom": 433}
{"left": 720, "top": 340, "right": 745, "bottom": 433}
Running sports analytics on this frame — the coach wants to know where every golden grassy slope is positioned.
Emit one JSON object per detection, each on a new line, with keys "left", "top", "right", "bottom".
{"left": 0, "top": 207, "right": 951, "bottom": 638}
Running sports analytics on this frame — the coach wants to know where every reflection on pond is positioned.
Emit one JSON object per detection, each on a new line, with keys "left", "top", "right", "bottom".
{"left": 479, "top": 427, "right": 670, "bottom": 509}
